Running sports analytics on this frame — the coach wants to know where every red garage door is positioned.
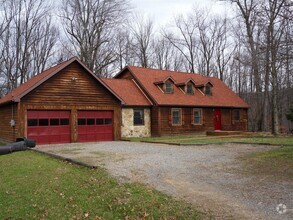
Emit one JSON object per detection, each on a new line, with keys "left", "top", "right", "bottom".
{"left": 78, "top": 111, "right": 113, "bottom": 142}
{"left": 27, "top": 110, "right": 70, "bottom": 145}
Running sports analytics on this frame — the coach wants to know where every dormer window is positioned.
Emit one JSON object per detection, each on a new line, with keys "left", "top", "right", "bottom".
{"left": 154, "top": 76, "right": 175, "bottom": 94}
{"left": 186, "top": 84, "right": 193, "bottom": 94}
{"left": 205, "top": 86, "right": 212, "bottom": 96}
{"left": 165, "top": 82, "right": 173, "bottom": 93}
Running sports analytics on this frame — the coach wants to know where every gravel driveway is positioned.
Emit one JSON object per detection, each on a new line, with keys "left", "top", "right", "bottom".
{"left": 36, "top": 142, "right": 292, "bottom": 220}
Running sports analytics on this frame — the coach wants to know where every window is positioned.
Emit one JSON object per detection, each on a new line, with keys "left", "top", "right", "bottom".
{"left": 186, "top": 84, "right": 193, "bottom": 94}
{"left": 60, "top": 118, "right": 69, "bottom": 125}
{"left": 96, "top": 118, "right": 104, "bottom": 125}
{"left": 28, "top": 119, "right": 38, "bottom": 127}
{"left": 193, "top": 108, "right": 202, "bottom": 125}
{"left": 205, "top": 86, "right": 212, "bottom": 96}
{"left": 50, "top": 118, "right": 59, "bottom": 126}
{"left": 87, "top": 118, "right": 95, "bottom": 125}
{"left": 39, "top": 119, "right": 49, "bottom": 126}
{"left": 28, "top": 118, "right": 69, "bottom": 126}
{"left": 105, "top": 118, "right": 112, "bottom": 125}
{"left": 134, "top": 109, "right": 144, "bottom": 125}
{"left": 232, "top": 110, "right": 240, "bottom": 121}
{"left": 172, "top": 108, "right": 182, "bottom": 125}
{"left": 165, "top": 83, "right": 173, "bottom": 93}
{"left": 78, "top": 118, "right": 86, "bottom": 125}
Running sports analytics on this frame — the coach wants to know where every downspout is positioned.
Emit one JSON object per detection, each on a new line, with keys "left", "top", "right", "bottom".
{"left": 11, "top": 92, "right": 16, "bottom": 141}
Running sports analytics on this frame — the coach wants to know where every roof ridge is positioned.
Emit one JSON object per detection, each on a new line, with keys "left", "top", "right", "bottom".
{"left": 101, "top": 78, "right": 130, "bottom": 81}
{"left": 127, "top": 65, "right": 207, "bottom": 77}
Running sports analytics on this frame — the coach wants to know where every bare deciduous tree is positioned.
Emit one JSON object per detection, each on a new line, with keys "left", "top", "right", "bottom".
{"left": 128, "top": 14, "right": 155, "bottom": 68}
{"left": 163, "top": 8, "right": 232, "bottom": 76}
{"left": 0, "top": 0, "right": 58, "bottom": 93}
{"left": 163, "top": 15, "right": 197, "bottom": 73}
{"left": 60, "top": 0, "right": 130, "bottom": 76}
{"left": 227, "top": 0, "right": 293, "bottom": 134}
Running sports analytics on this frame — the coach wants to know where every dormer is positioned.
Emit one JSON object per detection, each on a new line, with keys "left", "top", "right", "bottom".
{"left": 154, "top": 76, "right": 175, "bottom": 94}
{"left": 196, "top": 80, "right": 214, "bottom": 96}
{"left": 175, "top": 78, "right": 196, "bottom": 95}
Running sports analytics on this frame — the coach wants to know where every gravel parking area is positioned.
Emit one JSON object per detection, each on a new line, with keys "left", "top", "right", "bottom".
{"left": 36, "top": 142, "right": 292, "bottom": 220}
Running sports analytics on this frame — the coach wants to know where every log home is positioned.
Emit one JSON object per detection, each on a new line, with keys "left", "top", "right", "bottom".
{"left": 108, "top": 66, "right": 249, "bottom": 137}
{"left": 0, "top": 57, "right": 249, "bottom": 144}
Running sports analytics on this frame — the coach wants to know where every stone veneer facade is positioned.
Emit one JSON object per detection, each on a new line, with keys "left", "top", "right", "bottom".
{"left": 121, "top": 108, "right": 151, "bottom": 137}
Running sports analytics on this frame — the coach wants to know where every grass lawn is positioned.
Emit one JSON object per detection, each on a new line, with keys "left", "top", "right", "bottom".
{"left": 241, "top": 145, "right": 293, "bottom": 180}
{"left": 0, "top": 151, "right": 201, "bottom": 220}
{"left": 125, "top": 135, "right": 293, "bottom": 146}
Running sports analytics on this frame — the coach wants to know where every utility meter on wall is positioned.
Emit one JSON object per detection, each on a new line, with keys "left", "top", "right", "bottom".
{"left": 10, "top": 119, "right": 15, "bottom": 127}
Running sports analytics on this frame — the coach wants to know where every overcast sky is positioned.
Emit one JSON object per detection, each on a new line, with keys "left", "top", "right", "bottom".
{"left": 130, "top": 0, "right": 231, "bottom": 28}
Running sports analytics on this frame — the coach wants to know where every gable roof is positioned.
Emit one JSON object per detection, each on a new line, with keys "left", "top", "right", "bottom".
{"left": 154, "top": 76, "right": 176, "bottom": 85}
{"left": 101, "top": 78, "right": 151, "bottom": 106}
{"left": 0, "top": 57, "right": 123, "bottom": 105}
{"left": 175, "top": 78, "right": 197, "bottom": 87}
{"left": 116, "top": 66, "right": 249, "bottom": 108}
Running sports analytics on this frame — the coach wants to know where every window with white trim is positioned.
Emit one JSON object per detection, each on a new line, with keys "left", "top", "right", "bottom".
{"left": 193, "top": 108, "right": 202, "bottom": 125}
{"left": 172, "top": 108, "right": 182, "bottom": 125}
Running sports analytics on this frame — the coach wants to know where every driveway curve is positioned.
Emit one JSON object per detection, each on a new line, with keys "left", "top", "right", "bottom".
{"left": 36, "top": 142, "right": 292, "bottom": 220}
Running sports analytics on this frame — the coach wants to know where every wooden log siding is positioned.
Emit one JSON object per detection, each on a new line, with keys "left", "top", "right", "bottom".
{"left": 0, "top": 103, "right": 19, "bottom": 142}
{"left": 19, "top": 62, "right": 121, "bottom": 142}
{"left": 151, "top": 106, "right": 160, "bottom": 136}
{"left": 154, "top": 107, "right": 248, "bottom": 136}
{"left": 156, "top": 107, "right": 212, "bottom": 135}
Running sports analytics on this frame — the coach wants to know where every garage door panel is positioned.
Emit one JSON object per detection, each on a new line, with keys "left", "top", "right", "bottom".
{"left": 78, "top": 111, "right": 113, "bottom": 142}
{"left": 27, "top": 110, "right": 70, "bottom": 145}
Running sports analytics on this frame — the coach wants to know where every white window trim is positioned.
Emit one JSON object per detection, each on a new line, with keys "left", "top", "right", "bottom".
{"left": 193, "top": 108, "right": 203, "bottom": 125}
{"left": 171, "top": 108, "right": 182, "bottom": 126}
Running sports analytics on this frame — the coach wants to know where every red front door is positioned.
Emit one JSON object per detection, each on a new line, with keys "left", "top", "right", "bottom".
{"left": 214, "top": 108, "right": 222, "bottom": 130}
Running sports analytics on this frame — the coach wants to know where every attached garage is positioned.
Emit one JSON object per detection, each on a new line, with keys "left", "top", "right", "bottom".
{"left": 27, "top": 110, "right": 70, "bottom": 145}
{"left": 77, "top": 110, "right": 113, "bottom": 142}
{"left": 0, "top": 57, "right": 122, "bottom": 145}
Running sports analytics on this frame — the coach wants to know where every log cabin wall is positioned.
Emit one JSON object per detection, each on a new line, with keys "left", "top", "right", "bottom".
{"left": 157, "top": 107, "right": 214, "bottom": 136}
{"left": 221, "top": 108, "right": 248, "bottom": 131}
{"left": 19, "top": 62, "right": 121, "bottom": 141}
{"left": 221, "top": 108, "right": 232, "bottom": 130}
{"left": 156, "top": 107, "right": 248, "bottom": 136}
{"left": 151, "top": 106, "right": 160, "bottom": 136}
{"left": 0, "top": 103, "right": 19, "bottom": 143}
